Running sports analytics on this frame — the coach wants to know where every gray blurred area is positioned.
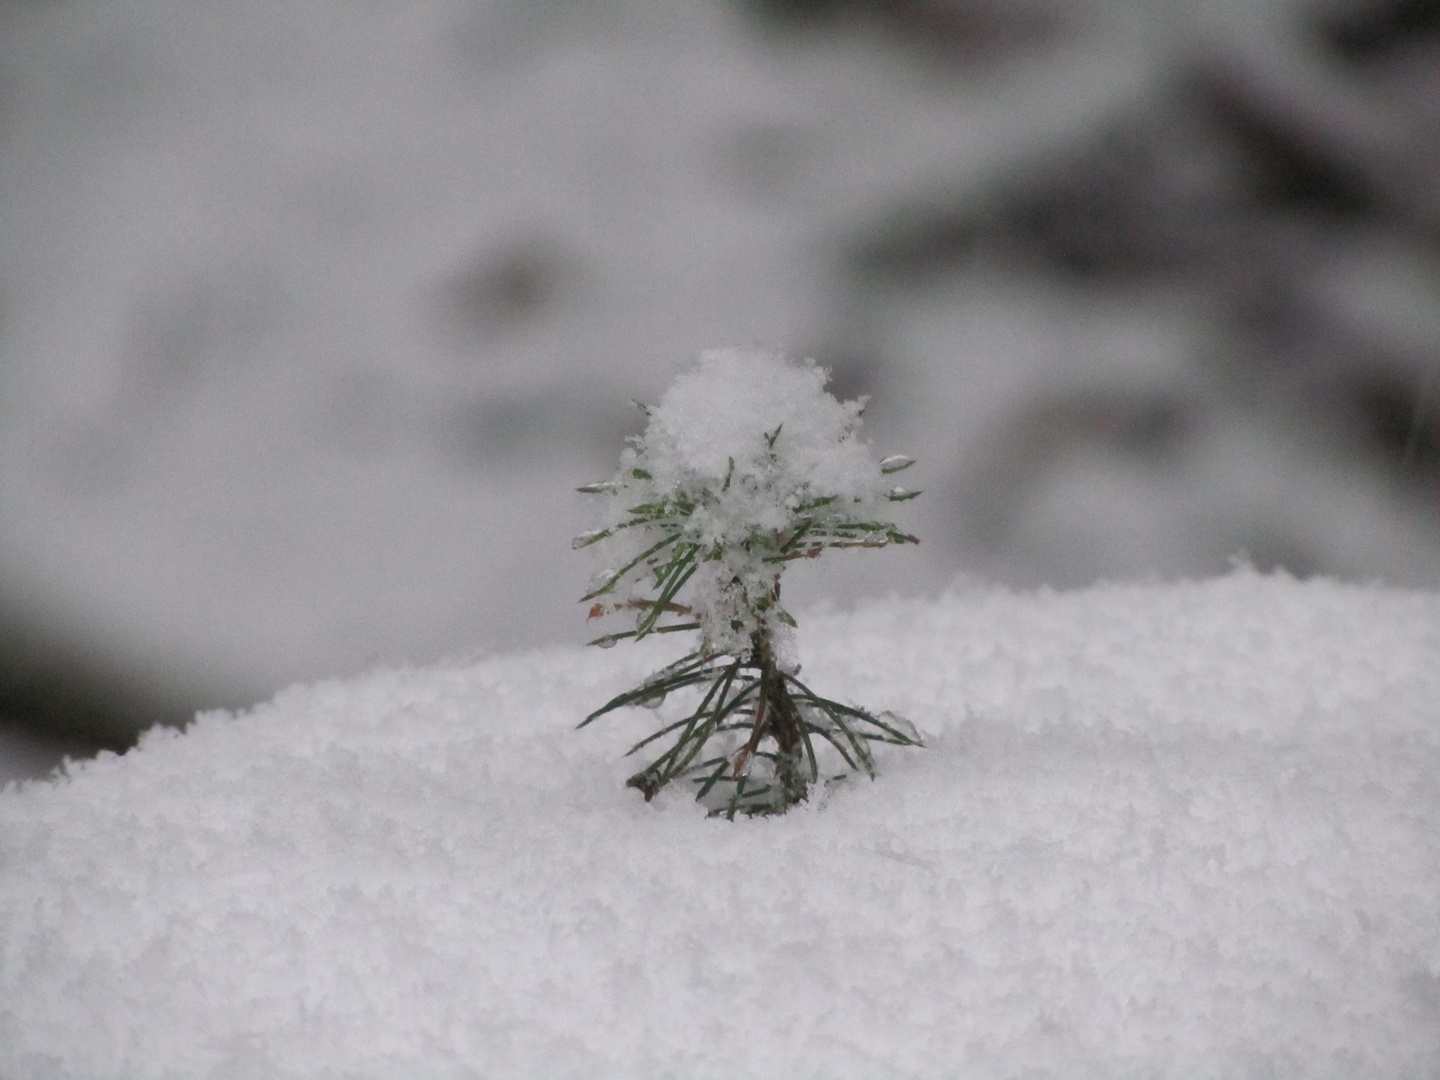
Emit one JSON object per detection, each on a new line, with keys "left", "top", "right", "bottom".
{"left": 1, "top": 0, "right": 1435, "bottom": 781}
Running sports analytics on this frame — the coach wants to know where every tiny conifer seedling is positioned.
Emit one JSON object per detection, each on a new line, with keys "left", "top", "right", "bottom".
{"left": 575, "top": 347, "right": 922, "bottom": 817}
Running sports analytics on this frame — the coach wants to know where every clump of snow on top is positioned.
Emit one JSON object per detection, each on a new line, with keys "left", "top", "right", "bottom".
{"left": 638, "top": 347, "right": 877, "bottom": 495}
{"left": 586, "top": 347, "right": 911, "bottom": 662}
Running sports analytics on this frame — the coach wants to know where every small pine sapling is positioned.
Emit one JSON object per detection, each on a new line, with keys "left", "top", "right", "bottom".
{"left": 575, "top": 347, "right": 922, "bottom": 816}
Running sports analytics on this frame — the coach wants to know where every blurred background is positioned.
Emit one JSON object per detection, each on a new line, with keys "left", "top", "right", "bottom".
{"left": 1, "top": 0, "right": 1435, "bottom": 781}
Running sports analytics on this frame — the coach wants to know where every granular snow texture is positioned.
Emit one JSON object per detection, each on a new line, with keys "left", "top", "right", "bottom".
{"left": 2, "top": 571, "right": 1437, "bottom": 1079}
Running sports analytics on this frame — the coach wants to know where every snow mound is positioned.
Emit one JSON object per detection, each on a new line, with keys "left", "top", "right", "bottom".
{"left": 2, "top": 571, "right": 1437, "bottom": 1079}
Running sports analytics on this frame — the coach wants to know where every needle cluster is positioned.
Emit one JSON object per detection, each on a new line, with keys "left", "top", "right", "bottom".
{"left": 575, "top": 348, "right": 922, "bottom": 816}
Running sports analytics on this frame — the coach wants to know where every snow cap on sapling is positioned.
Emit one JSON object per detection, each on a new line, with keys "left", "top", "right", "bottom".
{"left": 576, "top": 347, "right": 921, "bottom": 817}
{"left": 638, "top": 347, "right": 878, "bottom": 498}
{"left": 583, "top": 347, "right": 916, "bottom": 663}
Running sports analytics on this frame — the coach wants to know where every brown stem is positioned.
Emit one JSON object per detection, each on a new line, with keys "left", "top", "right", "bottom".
{"left": 741, "top": 624, "right": 807, "bottom": 808}
{"left": 589, "top": 598, "right": 694, "bottom": 619}
{"left": 733, "top": 694, "right": 767, "bottom": 778}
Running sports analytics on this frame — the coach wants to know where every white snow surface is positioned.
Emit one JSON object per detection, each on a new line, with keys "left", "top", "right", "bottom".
{"left": 2, "top": 571, "right": 1438, "bottom": 1079}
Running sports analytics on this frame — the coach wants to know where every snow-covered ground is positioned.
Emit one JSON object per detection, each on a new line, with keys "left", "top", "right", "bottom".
{"left": 3, "top": 0, "right": 1433, "bottom": 762}
{"left": 4, "top": 571, "right": 1436, "bottom": 1078}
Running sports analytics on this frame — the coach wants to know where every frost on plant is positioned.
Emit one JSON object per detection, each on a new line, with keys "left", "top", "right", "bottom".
{"left": 575, "top": 347, "right": 922, "bottom": 817}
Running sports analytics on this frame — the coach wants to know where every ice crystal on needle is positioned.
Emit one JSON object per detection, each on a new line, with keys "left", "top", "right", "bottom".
{"left": 576, "top": 347, "right": 921, "bottom": 815}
